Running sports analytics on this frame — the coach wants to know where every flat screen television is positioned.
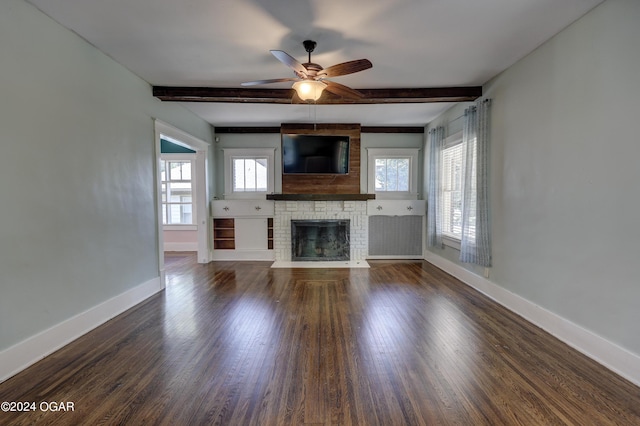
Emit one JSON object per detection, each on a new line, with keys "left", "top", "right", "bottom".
{"left": 282, "top": 134, "right": 350, "bottom": 174}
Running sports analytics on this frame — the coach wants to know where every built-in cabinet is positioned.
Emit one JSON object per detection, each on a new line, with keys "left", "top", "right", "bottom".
{"left": 211, "top": 200, "right": 275, "bottom": 261}
{"left": 212, "top": 198, "right": 427, "bottom": 261}
{"left": 367, "top": 200, "right": 426, "bottom": 259}
{"left": 366, "top": 199, "right": 426, "bottom": 216}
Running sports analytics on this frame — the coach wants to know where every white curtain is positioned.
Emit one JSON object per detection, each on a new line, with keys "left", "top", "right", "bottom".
{"left": 427, "top": 126, "right": 445, "bottom": 247}
{"left": 460, "top": 99, "right": 492, "bottom": 266}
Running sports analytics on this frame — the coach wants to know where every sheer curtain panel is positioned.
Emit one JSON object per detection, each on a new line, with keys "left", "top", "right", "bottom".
{"left": 427, "top": 126, "right": 445, "bottom": 247}
{"left": 460, "top": 99, "right": 492, "bottom": 266}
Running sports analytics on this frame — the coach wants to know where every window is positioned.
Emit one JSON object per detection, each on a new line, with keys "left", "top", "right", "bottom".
{"left": 233, "top": 158, "right": 268, "bottom": 192}
{"left": 428, "top": 101, "right": 491, "bottom": 266}
{"left": 440, "top": 132, "right": 476, "bottom": 241}
{"left": 223, "top": 148, "right": 275, "bottom": 199}
{"left": 160, "top": 158, "right": 195, "bottom": 225}
{"left": 367, "top": 148, "right": 419, "bottom": 199}
{"left": 375, "top": 158, "right": 410, "bottom": 191}
{"left": 441, "top": 142, "right": 463, "bottom": 238}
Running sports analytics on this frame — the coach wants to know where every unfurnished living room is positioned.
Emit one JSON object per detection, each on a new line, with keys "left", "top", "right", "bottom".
{"left": 1, "top": 0, "right": 640, "bottom": 424}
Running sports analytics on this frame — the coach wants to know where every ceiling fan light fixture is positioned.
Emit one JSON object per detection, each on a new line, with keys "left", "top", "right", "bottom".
{"left": 292, "top": 80, "right": 327, "bottom": 101}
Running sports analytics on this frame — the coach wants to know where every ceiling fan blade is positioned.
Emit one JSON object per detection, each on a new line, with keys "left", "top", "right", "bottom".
{"left": 270, "top": 50, "right": 308, "bottom": 78}
{"left": 323, "top": 81, "right": 365, "bottom": 99}
{"left": 241, "top": 78, "right": 299, "bottom": 87}
{"left": 318, "top": 59, "right": 372, "bottom": 78}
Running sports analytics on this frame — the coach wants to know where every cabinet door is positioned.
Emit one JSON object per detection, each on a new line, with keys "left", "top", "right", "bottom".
{"left": 235, "top": 218, "right": 268, "bottom": 250}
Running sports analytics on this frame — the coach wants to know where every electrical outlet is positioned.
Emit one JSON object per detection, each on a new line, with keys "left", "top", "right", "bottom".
{"left": 484, "top": 267, "right": 490, "bottom": 278}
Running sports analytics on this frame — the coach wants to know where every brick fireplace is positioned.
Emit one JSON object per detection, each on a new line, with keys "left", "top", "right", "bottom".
{"left": 272, "top": 200, "right": 368, "bottom": 265}
{"left": 269, "top": 123, "right": 370, "bottom": 267}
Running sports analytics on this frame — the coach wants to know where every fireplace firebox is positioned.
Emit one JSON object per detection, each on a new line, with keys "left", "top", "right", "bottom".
{"left": 291, "top": 220, "right": 350, "bottom": 261}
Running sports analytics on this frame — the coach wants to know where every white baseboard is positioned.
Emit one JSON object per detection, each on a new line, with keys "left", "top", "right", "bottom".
{"left": 367, "top": 255, "right": 424, "bottom": 260}
{"left": 211, "top": 249, "right": 275, "bottom": 261}
{"left": 423, "top": 251, "right": 640, "bottom": 387}
{"left": 164, "top": 242, "right": 197, "bottom": 251}
{"left": 0, "top": 276, "right": 162, "bottom": 384}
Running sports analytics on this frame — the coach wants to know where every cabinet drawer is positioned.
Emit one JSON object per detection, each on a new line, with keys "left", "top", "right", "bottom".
{"left": 367, "top": 200, "right": 426, "bottom": 216}
{"left": 212, "top": 200, "right": 275, "bottom": 217}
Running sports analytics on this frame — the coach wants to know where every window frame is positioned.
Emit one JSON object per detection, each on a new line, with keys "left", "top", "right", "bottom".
{"left": 160, "top": 153, "right": 197, "bottom": 229}
{"left": 366, "top": 148, "right": 420, "bottom": 200}
{"left": 223, "top": 148, "right": 275, "bottom": 199}
{"left": 440, "top": 131, "right": 466, "bottom": 247}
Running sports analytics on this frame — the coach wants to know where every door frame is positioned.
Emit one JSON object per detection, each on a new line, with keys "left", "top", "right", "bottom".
{"left": 154, "top": 120, "right": 211, "bottom": 288}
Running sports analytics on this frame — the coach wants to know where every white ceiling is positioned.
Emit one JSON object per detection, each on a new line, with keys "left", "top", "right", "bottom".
{"left": 26, "top": 0, "right": 603, "bottom": 127}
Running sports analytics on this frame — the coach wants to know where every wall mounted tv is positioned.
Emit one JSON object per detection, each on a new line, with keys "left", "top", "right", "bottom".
{"left": 282, "top": 134, "right": 350, "bottom": 174}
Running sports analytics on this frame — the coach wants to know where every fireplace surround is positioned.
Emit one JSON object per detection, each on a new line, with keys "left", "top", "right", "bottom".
{"left": 271, "top": 200, "right": 368, "bottom": 266}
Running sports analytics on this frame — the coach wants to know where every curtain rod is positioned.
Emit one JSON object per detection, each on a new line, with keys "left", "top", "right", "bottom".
{"left": 448, "top": 98, "right": 491, "bottom": 124}
{"left": 428, "top": 98, "right": 491, "bottom": 132}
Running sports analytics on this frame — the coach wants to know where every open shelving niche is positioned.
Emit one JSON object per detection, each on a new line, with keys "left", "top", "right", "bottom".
{"left": 213, "top": 218, "right": 235, "bottom": 250}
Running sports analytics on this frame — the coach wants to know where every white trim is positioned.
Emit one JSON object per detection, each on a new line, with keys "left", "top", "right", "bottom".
{"left": 0, "top": 277, "right": 162, "bottom": 384}
{"left": 154, "top": 124, "right": 166, "bottom": 287}
{"left": 423, "top": 250, "right": 640, "bottom": 387}
{"left": 441, "top": 235, "right": 461, "bottom": 250}
{"left": 155, "top": 121, "right": 210, "bottom": 151}
{"left": 222, "top": 148, "right": 275, "bottom": 199}
{"left": 164, "top": 242, "right": 198, "bottom": 252}
{"left": 366, "top": 148, "right": 420, "bottom": 199}
{"left": 154, "top": 120, "right": 211, "bottom": 268}
{"left": 367, "top": 255, "right": 424, "bottom": 260}
{"left": 444, "top": 130, "right": 463, "bottom": 148}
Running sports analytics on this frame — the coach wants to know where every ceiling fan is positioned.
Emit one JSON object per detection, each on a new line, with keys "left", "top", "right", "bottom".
{"left": 241, "top": 40, "right": 372, "bottom": 101}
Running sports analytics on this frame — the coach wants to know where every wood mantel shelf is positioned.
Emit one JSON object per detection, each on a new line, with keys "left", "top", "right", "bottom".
{"left": 266, "top": 194, "right": 375, "bottom": 201}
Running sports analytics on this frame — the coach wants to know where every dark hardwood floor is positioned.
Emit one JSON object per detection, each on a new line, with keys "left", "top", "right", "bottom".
{"left": 1, "top": 253, "right": 639, "bottom": 425}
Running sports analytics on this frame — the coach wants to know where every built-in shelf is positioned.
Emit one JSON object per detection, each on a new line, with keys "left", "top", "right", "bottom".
{"left": 266, "top": 194, "right": 375, "bottom": 201}
{"left": 213, "top": 218, "right": 235, "bottom": 250}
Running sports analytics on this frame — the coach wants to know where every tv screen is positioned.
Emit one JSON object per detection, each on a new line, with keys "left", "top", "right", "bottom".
{"left": 282, "top": 134, "right": 350, "bottom": 174}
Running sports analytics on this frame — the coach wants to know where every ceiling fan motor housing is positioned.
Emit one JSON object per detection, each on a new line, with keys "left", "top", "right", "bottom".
{"left": 303, "top": 62, "right": 323, "bottom": 77}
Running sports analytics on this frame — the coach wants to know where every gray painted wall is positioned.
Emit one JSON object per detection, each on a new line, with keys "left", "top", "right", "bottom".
{"left": 0, "top": 0, "right": 214, "bottom": 351}
{"left": 426, "top": 0, "right": 640, "bottom": 355}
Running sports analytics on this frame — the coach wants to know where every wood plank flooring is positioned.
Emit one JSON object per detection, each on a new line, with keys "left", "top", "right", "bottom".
{"left": 1, "top": 253, "right": 639, "bottom": 425}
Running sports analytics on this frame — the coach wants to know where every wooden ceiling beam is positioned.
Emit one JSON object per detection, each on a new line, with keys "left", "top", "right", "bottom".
{"left": 152, "top": 86, "right": 482, "bottom": 104}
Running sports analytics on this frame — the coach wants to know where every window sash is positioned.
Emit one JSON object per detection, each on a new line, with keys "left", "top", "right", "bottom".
{"left": 441, "top": 143, "right": 464, "bottom": 239}
{"left": 223, "top": 148, "right": 275, "bottom": 199}
{"left": 367, "top": 148, "right": 419, "bottom": 199}
{"left": 440, "top": 139, "right": 477, "bottom": 241}
{"left": 374, "top": 157, "right": 411, "bottom": 192}
{"left": 232, "top": 157, "right": 268, "bottom": 192}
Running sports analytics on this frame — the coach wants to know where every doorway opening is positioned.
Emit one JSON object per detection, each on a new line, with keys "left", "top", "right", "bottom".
{"left": 154, "top": 120, "right": 211, "bottom": 288}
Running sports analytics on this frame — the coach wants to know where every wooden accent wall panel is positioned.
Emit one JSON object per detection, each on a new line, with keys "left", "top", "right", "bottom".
{"left": 281, "top": 123, "right": 361, "bottom": 194}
